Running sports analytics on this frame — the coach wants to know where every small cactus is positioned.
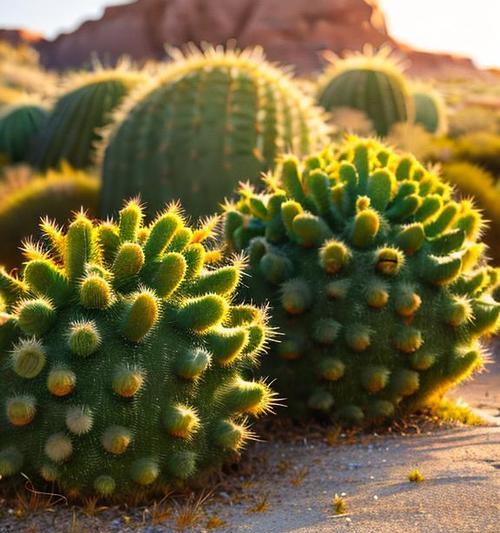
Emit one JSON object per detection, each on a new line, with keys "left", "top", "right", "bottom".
{"left": 224, "top": 136, "right": 499, "bottom": 423}
{"left": 31, "top": 66, "right": 146, "bottom": 170}
{"left": 0, "top": 200, "right": 274, "bottom": 498}
{"left": 100, "top": 45, "right": 329, "bottom": 219}
{"left": 411, "top": 84, "right": 448, "bottom": 135}
{"left": 318, "top": 46, "right": 413, "bottom": 137}
{"left": 0, "top": 100, "right": 48, "bottom": 163}
{"left": 0, "top": 165, "right": 99, "bottom": 269}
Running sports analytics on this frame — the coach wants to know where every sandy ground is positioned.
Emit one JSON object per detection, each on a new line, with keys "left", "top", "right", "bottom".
{"left": 0, "top": 358, "right": 498, "bottom": 533}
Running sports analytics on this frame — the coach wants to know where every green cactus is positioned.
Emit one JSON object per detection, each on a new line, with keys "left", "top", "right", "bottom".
{"left": 31, "top": 67, "right": 146, "bottom": 171}
{"left": 0, "top": 101, "right": 48, "bottom": 163}
{"left": 224, "top": 136, "right": 499, "bottom": 423}
{"left": 441, "top": 162, "right": 500, "bottom": 264}
{"left": 318, "top": 46, "right": 413, "bottom": 137}
{"left": 0, "top": 164, "right": 99, "bottom": 269}
{"left": 0, "top": 200, "right": 274, "bottom": 498}
{"left": 412, "top": 85, "right": 448, "bottom": 135}
{"left": 100, "top": 46, "right": 329, "bottom": 219}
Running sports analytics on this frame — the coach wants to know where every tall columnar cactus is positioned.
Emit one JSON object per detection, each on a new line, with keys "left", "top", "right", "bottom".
{"left": 31, "top": 68, "right": 146, "bottom": 171}
{"left": 412, "top": 85, "right": 448, "bottom": 135}
{"left": 0, "top": 200, "right": 274, "bottom": 498}
{"left": 0, "top": 101, "right": 48, "bottom": 163}
{"left": 0, "top": 165, "right": 99, "bottom": 269}
{"left": 224, "top": 137, "right": 499, "bottom": 423}
{"left": 317, "top": 46, "right": 413, "bottom": 137}
{"left": 100, "top": 46, "right": 329, "bottom": 219}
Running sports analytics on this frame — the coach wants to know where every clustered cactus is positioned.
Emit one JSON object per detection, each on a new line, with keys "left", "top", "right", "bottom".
{"left": 224, "top": 137, "right": 499, "bottom": 422}
{"left": 31, "top": 68, "right": 146, "bottom": 171}
{"left": 0, "top": 165, "right": 99, "bottom": 269}
{"left": 0, "top": 101, "right": 48, "bottom": 163}
{"left": 0, "top": 201, "right": 274, "bottom": 497}
{"left": 317, "top": 46, "right": 413, "bottom": 137}
{"left": 100, "top": 45, "right": 329, "bottom": 218}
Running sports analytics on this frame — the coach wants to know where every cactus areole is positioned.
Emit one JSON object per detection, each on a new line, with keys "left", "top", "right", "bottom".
{"left": 224, "top": 137, "right": 499, "bottom": 423}
{"left": 100, "top": 45, "right": 329, "bottom": 219}
{"left": 0, "top": 201, "right": 274, "bottom": 497}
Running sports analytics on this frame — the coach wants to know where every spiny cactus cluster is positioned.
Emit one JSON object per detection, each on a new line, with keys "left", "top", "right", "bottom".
{"left": 31, "top": 68, "right": 146, "bottom": 171}
{"left": 412, "top": 84, "right": 448, "bottom": 135}
{"left": 0, "top": 164, "right": 99, "bottom": 269}
{"left": 0, "top": 201, "right": 274, "bottom": 497}
{"left": 0, "top": 101, "right": 48, "bottom": 163}
{"left": 318, "top": 46, "right": 413, "bottom": 137}
{"left": 224, "top": 137, "right": 499, "bottom": 423}
{"left": 100, "top": 45, "right": 329, "bottom": 219}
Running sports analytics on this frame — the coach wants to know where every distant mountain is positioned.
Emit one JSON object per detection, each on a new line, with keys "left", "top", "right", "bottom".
{"left": 1, "top": 0, "right": 486, "bottom": 78}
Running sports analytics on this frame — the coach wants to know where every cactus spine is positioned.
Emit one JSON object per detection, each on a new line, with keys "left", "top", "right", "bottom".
{"left": 318, "top": 46, "right": 413, "bottom": 136}
{"left": 0, "top": 165, "right": 99, "bottom": 269}
{"left": 0, "top": 200, "right": 274, "bottom": 497}
{"left": 0, "top": 101, "right": 47, "bottom": 163}
{"left": 31, "top": 68, "right": 146, "bottom": 170}
{"left": 100, "top": 45, "right": 329, "bottom": 219}
{"left": 224, "top": 137, "right": 499, "bottom": 423}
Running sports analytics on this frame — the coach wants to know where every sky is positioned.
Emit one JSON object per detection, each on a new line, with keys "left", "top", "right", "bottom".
{"left": 1, "top": 0, "right": 499, "bottom": 68}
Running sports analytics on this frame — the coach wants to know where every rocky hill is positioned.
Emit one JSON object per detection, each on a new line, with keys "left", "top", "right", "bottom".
{"left": 2, "top": 0, "right": 484, "bottom": 78}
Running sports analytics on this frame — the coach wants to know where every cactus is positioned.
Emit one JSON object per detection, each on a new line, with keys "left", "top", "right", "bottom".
{"left": 318, "top": 46, "right": 413, "bottom": 137}
{"left": 31, "top": 67, "right": 146, "bottom": 171}
{"left": 411, "top": 85, "right": 448, "bottom": 135}
{"left": 0, "top": 200, "right": 274, "bottom": 498}
{"left": 0, "top": 101, "right": 48, "bottom": 163}
{"left": 453, "top": 132, "right": 500, "bottom": 176}
{"left": 100, "top": 45, "right": 329, "bottom": 219}
{"left": 441, "top": 162, "right": 500, "bottom": 264}
{"left": 224, "top": 136, "right": 499, "bottom": 423}
{"left": 0, "top": 164, "right": 99, "bottom": 269}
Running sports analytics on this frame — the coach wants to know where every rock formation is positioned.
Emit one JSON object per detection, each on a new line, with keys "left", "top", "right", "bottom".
{"left": 3, "top": 0, "right": 486, "bottom": 78}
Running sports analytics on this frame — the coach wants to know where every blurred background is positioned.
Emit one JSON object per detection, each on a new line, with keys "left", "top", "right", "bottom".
{"left": 0, "top": 0, "right": 498, "bottom": 267}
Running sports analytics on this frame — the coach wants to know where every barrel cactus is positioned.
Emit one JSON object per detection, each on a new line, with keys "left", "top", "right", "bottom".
{"left": 318, "top": 46, "right": 413, "bottom": 137}
{"left": 0, "top": 100, "right": 48, "bottom": 163}
{"left": 100, "top": 45, "right": 329, "bottom": 219}
{"left": 0, "top": 164, "right": 99, "bottom": 269}
{"left": 0, "top": 200, "right": 274, "bottom": 498}
{"left": 31, "top": 67, "right": 146, "bottom": 171}
{"left": 412, "top": 85, "right": 448, "bottom": 135}
{"left": 224, "top": 136, "right": 499, "bottom": 423}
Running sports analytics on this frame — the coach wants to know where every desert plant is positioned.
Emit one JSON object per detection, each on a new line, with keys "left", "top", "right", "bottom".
{"left": 0, "top": 200, "right": 274, "bottom": 498}
{"left": 317, "top": 46, "right": 413, "bottom": 137}
{"left": 411, "top": 85, "right": 448, "bottom": 135}
{"left": 0, "top": 41, "right": 57, "bottom": 98}
{"left": 387, "top": 123, "right": 434, "bottom": 161}
{"left": 453, "top": 132, "right": 500, "bottom": 176}
{"left": 31, "top": 67, "right": 146, "bottom": 171}
{"left": 441, "top": 162, "right": 500, "bottom": 264}
{"left": 0, "top": 164, "right": 99, "bottom": 268}
{"left": 0, "top": 100, "right": 48, "bottom": 163}
{"left": 224, "top": 136, "right": 499, "bottom": 423}
{"left": 448, "top": 106, "right": 499, "bottom": 137}
{"left": 100, "top": 45, "right": 329, "bottom": 219}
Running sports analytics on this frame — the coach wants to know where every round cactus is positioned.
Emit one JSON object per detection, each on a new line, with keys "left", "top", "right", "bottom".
{"left": 318, "top": 46, "right": 413, "bottom": 137}
{"left": 0, "top": 200, "right": 274, "bottom": 498}
{"left": 224, "top": 136, "right": 499, "bottom": 423}
{"left": 412, "top": 84, "right": 448, "bottom": 135}
{"left": 0, "top": 101, "right": 48, "bottom": 163}
{"left": 31, "top": 67, "right": 146, "bottom": 171}
{"left": 0, "top": 164, "right": 99, "bottom": 269}
{"left": 100, "top": 45, "right": 329, "bottom": 219}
